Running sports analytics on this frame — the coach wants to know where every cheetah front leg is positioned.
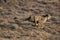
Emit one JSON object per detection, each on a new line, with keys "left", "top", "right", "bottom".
{"left": 38, "top": 22, "right": 42, "bottom": 28}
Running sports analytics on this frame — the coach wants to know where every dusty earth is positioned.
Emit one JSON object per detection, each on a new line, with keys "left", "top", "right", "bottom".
{"left": 0, "top": 0, "right": 60, "bottom": 40}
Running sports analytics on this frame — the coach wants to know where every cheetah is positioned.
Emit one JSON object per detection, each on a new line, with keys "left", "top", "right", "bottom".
{"left": 30, "top": 14, "right": 51, "bottom": 28}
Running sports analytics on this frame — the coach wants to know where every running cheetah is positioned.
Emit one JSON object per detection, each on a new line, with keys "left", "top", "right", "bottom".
{"left": 30, "top": 14, "right": 51, "bottom": 28}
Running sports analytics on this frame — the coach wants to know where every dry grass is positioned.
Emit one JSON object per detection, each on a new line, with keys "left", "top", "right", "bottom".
{"left": 0, "top": 0, "right": 60, "bottom": 40}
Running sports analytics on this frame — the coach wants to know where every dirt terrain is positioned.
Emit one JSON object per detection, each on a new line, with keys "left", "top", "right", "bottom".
{"left": 0, "top": 0, "right": 60, "bottom": 40}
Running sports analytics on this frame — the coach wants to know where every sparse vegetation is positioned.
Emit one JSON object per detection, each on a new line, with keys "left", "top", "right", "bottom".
{"left": 0, "top": 0, "right": 60, "bottom": 40}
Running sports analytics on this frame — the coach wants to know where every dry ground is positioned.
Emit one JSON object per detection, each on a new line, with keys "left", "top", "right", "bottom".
{"left": 0, "top": 0, "right": 60, "bottom": 40}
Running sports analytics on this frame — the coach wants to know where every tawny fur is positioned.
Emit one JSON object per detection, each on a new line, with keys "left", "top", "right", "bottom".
{"left": 30, "top": 14, "right": 51, "bottom": 28}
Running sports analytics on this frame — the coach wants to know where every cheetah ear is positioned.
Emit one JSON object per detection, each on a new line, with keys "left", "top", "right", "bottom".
{"left": 42, "top": 14, "right": 48, "bottom": 17}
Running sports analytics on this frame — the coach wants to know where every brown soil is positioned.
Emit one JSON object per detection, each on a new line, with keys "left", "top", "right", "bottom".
{"left": 0, "top": 0, "right": 60, "bottom": 40}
